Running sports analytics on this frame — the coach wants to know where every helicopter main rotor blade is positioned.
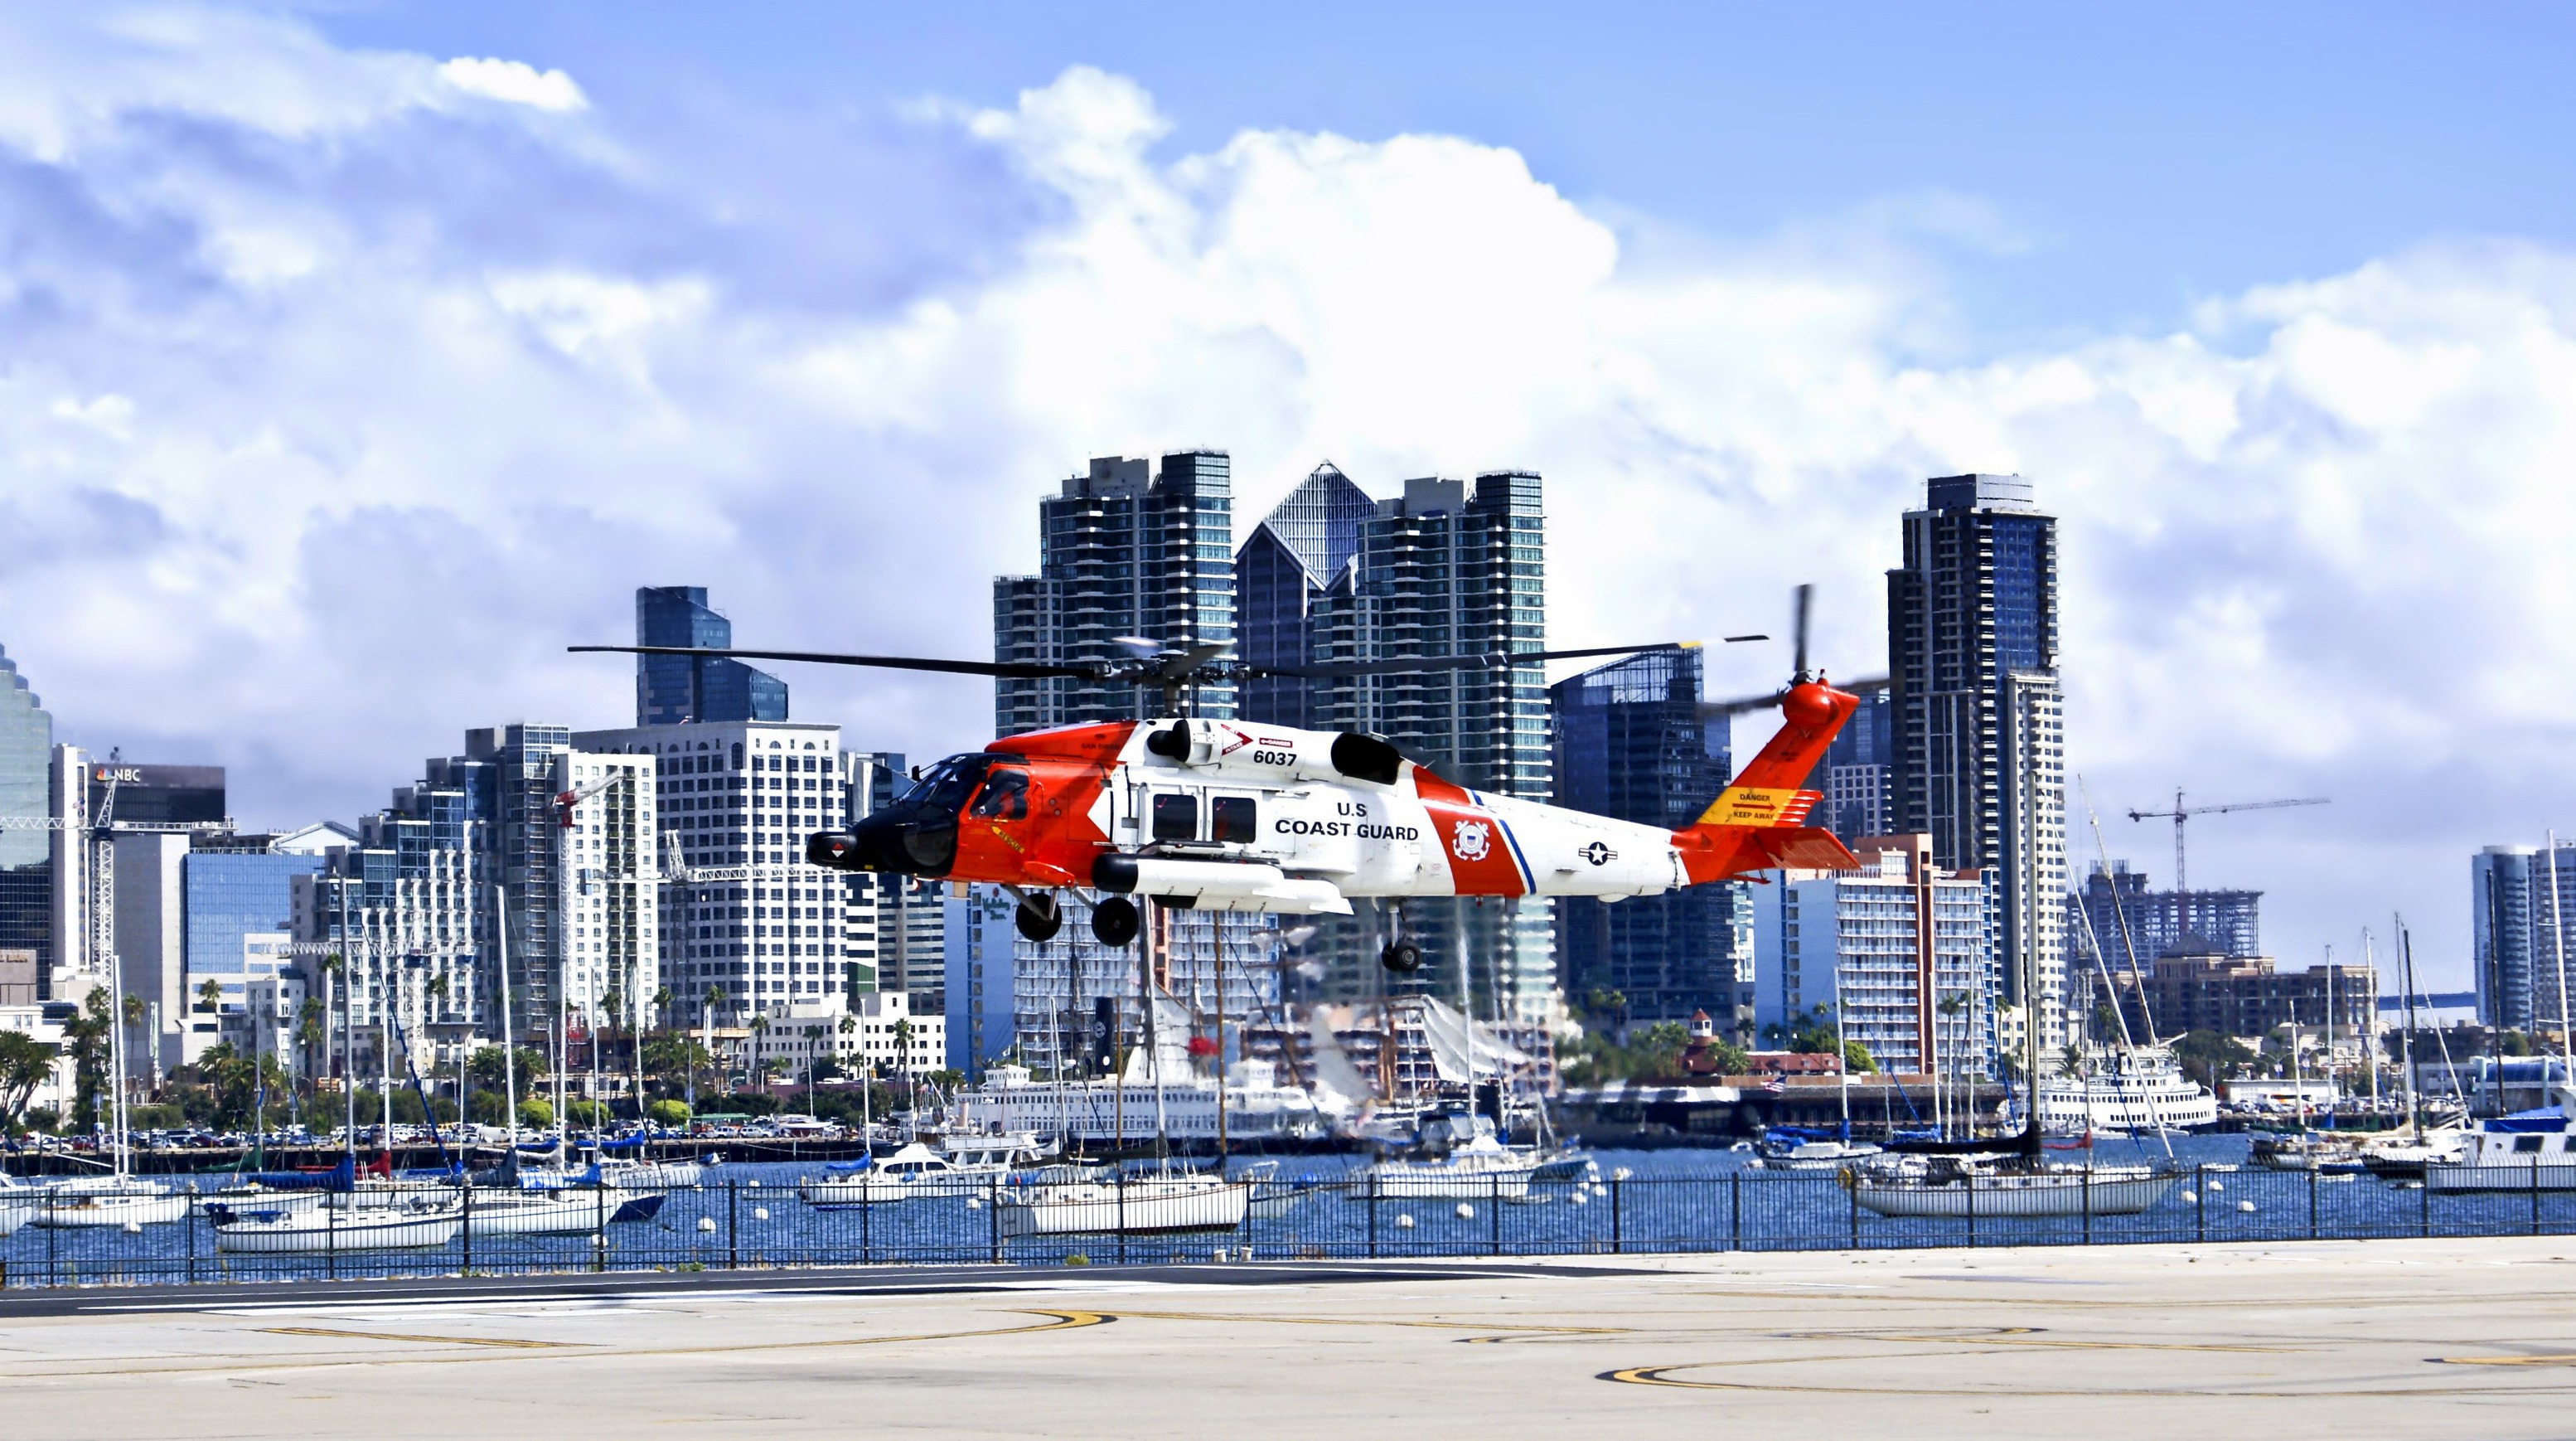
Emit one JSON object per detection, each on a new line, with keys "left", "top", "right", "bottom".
{"left": 1695, "top": 673, "right": 1892, "bottom": 719}
{"left": 1255, "top": 637, "right": 1763, "bottom": 681}
{"left": 568, "top": 645, "right": 1096, "bottom": 682}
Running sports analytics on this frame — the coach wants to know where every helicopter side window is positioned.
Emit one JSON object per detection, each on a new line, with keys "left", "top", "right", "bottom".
{"left": 969, "top": 769, "right": 1029, "bottom": 820}
{"left": 1151, "top": 793, "right": 1199, "bottom": 842}
{"left": 1211, "top": 795, "right": 1257, "bottom": 843}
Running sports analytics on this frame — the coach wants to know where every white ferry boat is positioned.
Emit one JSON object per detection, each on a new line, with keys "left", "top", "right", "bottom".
{"left": 2036, "top": 1055, "right": 2218, "bottom": 1133}
{"left": 951, "top": 1061, "right": 1336, "bottom": 1147}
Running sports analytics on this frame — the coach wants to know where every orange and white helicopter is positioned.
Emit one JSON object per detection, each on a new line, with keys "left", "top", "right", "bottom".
{"left": 573, "top": 587, "right": 1881, "bottom": 973}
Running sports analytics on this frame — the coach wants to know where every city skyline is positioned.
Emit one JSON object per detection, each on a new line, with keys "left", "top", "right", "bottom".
{"left": 6, "top": 7, "right": 2575, "bottom": 988}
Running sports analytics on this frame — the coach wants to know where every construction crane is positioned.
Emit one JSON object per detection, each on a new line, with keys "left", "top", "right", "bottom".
{"left": 2125, "top": 789, "right": 2330, "bottom": 893}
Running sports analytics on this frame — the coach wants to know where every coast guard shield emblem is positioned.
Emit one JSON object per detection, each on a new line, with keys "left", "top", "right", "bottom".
{"left": 1451, "top": 819, "right": 1492, "bottom": 861}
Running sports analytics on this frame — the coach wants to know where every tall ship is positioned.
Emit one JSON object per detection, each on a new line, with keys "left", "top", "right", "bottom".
{"left": 2034, "top": 1051, "right": 2217, "bottom": 1133}
{"left": 949, "top": 1059, "right": 1338, "bottom": 1147}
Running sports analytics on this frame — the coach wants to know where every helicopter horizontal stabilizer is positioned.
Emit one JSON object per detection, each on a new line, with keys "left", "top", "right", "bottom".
{"left": 1749, "top": 826, "right": 1860, "bottom": 871}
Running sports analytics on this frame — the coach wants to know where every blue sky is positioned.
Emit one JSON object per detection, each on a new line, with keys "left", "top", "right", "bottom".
{"left": 322, "top": 2, "right": 2576, "bottom": 342}
{"left": 6, "top": 3, "right": 2576, "bottom": 988}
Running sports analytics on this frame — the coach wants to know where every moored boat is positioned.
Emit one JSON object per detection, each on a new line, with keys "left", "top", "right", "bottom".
{"left": 209, "top": 1197, "right": 463, "bottom": 1253}
{"left": 1848, "top": 1157, "right": 2181, "bottom": 1218}
{"left": 997, "top": 1172, "right": 1250, "bottom": 1237}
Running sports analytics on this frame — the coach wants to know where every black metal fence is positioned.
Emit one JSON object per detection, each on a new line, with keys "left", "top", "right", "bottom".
{"left": 7, "top": 1164, "right": 2575, "bottom": 1289}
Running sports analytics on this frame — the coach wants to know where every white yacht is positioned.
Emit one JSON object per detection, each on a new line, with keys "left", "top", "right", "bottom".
{"left": 210, "top": 1194, "right": 464, "bottom": 1253}
{"left": 996, "top": 1171, "right": 1251, "bottom": 1238}
{"left": 2036, "top": 1054, "right": 2218, "bottom": 1133}
{"left": 1851, "top": 1156, "right": 2181, "bottom": 1218}
{"left": 1349, "top": 1133, "right": 1539, "bottom": 1200}
{"left": 797, "top": 1143, "right": 985, "bottom": 1209}
{"left": 2425, "top": 1121, "right": 2576, "bottom": 1194}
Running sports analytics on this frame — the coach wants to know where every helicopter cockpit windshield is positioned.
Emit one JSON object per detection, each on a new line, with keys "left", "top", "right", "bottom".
{"left": 898, "top": 754, "right": 993, "bottom": 815}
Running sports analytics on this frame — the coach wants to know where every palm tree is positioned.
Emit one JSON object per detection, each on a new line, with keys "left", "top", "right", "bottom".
{"left": 62, "top": 990, "right": 110, "bottom": 1133}
{"left": 653, "top": 985, "right": 674, "bottom": 1034}
{"left": 195, "top": 978, "right": 223, "bottom": 1014}
{"left": 120, "top": 992, "right": 148, "bottom": 1100}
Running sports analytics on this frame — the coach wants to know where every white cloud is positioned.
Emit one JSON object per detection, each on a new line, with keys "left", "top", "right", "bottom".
{"left": 2, "top": 30, "right": 2571, "bottom": 982}
{"left": 438, "top": 56, "right": 588, "bottom": 114}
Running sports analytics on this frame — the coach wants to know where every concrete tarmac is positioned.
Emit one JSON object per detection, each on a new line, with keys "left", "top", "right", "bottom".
{"left": 5, "top": 1238, "right": 2576, "bottom": 1438}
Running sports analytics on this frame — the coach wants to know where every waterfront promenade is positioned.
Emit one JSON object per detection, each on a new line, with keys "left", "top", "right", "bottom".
{"left": 2, "top": 1237, "right": 2571, "bottom": 1437}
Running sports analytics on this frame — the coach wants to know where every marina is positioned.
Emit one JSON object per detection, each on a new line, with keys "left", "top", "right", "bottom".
{"left": 9, "top": 1134, "right": 2576, "bottom": 1288}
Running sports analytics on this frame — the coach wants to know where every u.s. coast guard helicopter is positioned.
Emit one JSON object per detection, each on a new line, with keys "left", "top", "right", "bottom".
{"left": 572, "top": 587, "right": 1879, "bottom": 973}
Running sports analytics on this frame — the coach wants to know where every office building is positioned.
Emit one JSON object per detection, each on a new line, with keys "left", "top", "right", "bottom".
{"left": 2093, "top": 952, "right": 2377, "bottom": 1044}
{"left": 946, "top": 885, "right": 1273, "bottom": 1081}
{"left": 575, "top": 720, "right": 862, "bottom": 1036}
{"left": 1237, "top": 468, "right": 1557, "bottom": 1021}
{"left": 1753, "top": 835, "right": 1996, "bottom": 1077}
{"left": 2074, "top": 860, "right": 2261, "bottom": 964}
{"left": 634, "top": 586, "right": 788, "bottom": 726}
{"left": 851, "top": 990, "right": 947, "bottom": 1077}
{"left": 2472, "top": 842, "right": 2576, "bottom": 1035}
{"left": 1549, "top": 647, "right": 1755, "bottom": 1034}
{"left": 0, "top": 646, "right": 51, "bottom": 982}
{"left": 994, "top": 451, "right": 1237, "bottom": 732}
{"left": 844, "top": 750, "right": 936, "bottom": 997}
{"left": 1235, "top": 463, "right": 1378, "bottom": 729}
{"left": 1886, "top": 473, "right": 2069, "bottom": 1046}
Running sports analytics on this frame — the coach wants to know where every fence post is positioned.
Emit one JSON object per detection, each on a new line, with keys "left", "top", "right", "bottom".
{"left": 1967, "top": 1171, "right": 1978, "bottom": 1249}
{"left": 1490, "top": 1175, "right": 1502, "bottom": 1258}
{"left": 1848, "top": 1170, "right": 1859, "bottom": 1249}
{"left": 861, "top": 1182, "right": 873, "bottom": 1265}
{"left": 1730, "top": 1171, "right": 1741, "bottom": 1252}
{"left": 1116, "top": 1172, "right": 1129, "bottom": 1267}
{"left": 461, "top": 1182, "right": 472, "bottom": 1275}
{"left": 1368, "top": 1173, "right": 1379, "bottom": 1259}
{"left": 186, "top": 1194, "right": 198, "bottom": 1284}
{"left": 2195, "top": 1164, "right": 2206, "bottom": 1244}
{"left": 2534, "top": 1162, "right": 2543, "bottom": 1238}
{"left": 2083, "top": 1166, "right": 2093, "bottom": 1245}
{"left": 327, "top": 1194, "right": 338, "bottom": 1281}
{"left": 989, "top": 1176, "right": 1001, "bottom": 1265}
{"left": 727, "top": 1180, "right": 739, "bottom": 1269}
{"left": 1610, "top": 1177, "right": 1622, "bottom": 1255}
{"left": 46, "top": 1200, "right": 57, "bottom": 1287}
{"left": 2308, "top": 1166, "right": 2319, "bottom": 1241}
{"left": 595, "top": 1181, "right": 608, "bottom": 1272}
{"left": 2420, "top": 1167, "right": 2431, "bottom": 1237}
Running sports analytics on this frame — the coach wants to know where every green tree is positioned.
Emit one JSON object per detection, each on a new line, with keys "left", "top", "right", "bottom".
{"left": 0, "top": 1030, "right": 58, "bottom": 1128}
{"left": 516, "top": 1097, "right": 554, "bottom": 1130}
{"left": 468, "top": 1045, "right": 547, "bottom": 1094}
{"left": 1841, "top": 1040, "right": 1879, "bottom": 1075}
{"left": 195, "top": 978, "right": 223, "bottom": 1013}
{"left": 646, "top": 1098, "right": 690, "bottom": 1128}
{"left": 61, "top": 989, "right": 112, "bottom": 1132}
{"left": 2173, "top": 1029, "right": 2258, "bottom": 1089}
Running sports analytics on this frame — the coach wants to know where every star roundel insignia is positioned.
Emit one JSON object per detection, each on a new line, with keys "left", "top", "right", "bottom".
{"left": 1580, "top": 840, "right": 1615, "bottom": 867}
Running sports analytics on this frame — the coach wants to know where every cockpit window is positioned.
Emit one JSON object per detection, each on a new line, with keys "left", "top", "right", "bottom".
{"left": 969, "top": 769, "right": 1030, "bottom": 820}
{"left": 899, "top": 754, "right": 992, "bottom": 814}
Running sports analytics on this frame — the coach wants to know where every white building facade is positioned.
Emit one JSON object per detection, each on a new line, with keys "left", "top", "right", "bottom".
{"left": 1755, "top": 837, "right": 1997, "bottom": 1077}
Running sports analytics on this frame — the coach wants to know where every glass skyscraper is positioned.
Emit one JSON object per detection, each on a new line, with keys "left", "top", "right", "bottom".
{"left": 1237, "top": 468, "right": 1557, "bottom": 1022}
{"left": 0, "top": 643, "right": 52, "bottom": 973}
{"left": 636, "top": 586, "right": 788, "bottom": 726}
{"left": 1236, "top": 463, "right": 1378, "bottom": 730}
{"left": 1550, "top": 648, "right": 1755, "bottom": 1035}
{"left": 993, "top": 451, "right": 1236, "bottom": 731}
{"left": 1887, "top": 473, "right": 2068, "bottom": 1046}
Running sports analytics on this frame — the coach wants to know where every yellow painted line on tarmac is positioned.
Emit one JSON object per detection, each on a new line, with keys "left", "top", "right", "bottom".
{"left": 1775, "top": 1325, "right": 2308, "bottom": 1355}
{"left": 259, "top": 1327, "right": 574, "bottom": 1350}
{"left": 2433, "top": 1353, "right": 2576, "bottom": 1366}
{"left": 0, "top": 1309, "right": 1111, "bottom": 1382}
{"left": 1082, "top": 1307, "right": 1623, "bottom": 1338}
{"left": 1596, "top": 1362, "right": 2576, "bottom": 1400}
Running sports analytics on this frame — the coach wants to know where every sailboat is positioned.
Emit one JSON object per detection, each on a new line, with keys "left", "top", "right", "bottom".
{"left": 996, "top": 901, "right": 1249, "bottom": 1239}
{"left": 31, "top": 990, "right": 186, "bottom": 1229}
{"left": 1849, "top": 805, "right": 2183, "bottom": 1220}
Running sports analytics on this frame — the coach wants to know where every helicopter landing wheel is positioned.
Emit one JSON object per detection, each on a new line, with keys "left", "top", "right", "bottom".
{"left": 1091, "top": 895, "right": 1140, "bottom": 947}
{"left": 1015, "top": 892, "right": 1063, "bottom": 942}
{"left": 1380, "top": 942, "right": 1424, "bottom": 974}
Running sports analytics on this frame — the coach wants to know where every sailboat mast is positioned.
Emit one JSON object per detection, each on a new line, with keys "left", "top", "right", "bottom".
{"left": 498, "top": 888, "right": 519, "bottom": 1152}
{"left": 2550, "top": 831, "right": 2572, "bottom": 1104}
{"left": 2399, "top": 915, "right": 2423, "bottom": 1143}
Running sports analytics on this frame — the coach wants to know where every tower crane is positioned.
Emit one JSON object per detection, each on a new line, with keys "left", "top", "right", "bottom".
{"left": 2125, "top": 790, "right": 2330, "bottom": 893}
